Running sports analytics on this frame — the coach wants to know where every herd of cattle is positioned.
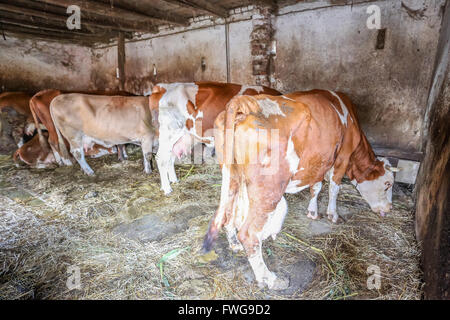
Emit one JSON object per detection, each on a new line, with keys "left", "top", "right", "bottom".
{"left": 0, "top": 82, "right": 400, "bottom": 290}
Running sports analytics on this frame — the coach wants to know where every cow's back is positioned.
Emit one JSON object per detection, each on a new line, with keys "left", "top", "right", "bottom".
{"left": 195, "top": 82, "right": 282, "bottom": 135}
{"left": 0, "top": 92, "right": 32, "bottom": 115}
{"left": 220, "top": 91, "right": 352, "bottom": 186}
{"left": 51, "top": 94, "right": 151, "bottom": 143}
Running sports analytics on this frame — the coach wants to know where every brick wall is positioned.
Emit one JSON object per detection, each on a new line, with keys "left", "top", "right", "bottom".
{"left": 250, "top": 6, "right": 274, "bottom": 86}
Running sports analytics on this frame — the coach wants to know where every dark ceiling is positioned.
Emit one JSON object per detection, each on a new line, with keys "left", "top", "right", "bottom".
{"left": 0, "top": 0, "right": 291, "bottom": 45}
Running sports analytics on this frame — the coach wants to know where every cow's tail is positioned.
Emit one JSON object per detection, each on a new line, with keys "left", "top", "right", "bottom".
{"left": 202, "top": 212, "right": 222, "bottom": 253}
{"left": 202, "top": 97, "right": 247, "bottom": 253}
{"left": 49, "top": 100, "right": 71, "bottom": 164}
{"left": 13, "top": 148, "right": 21, "bottom": 167}
{"left": 29, "top": 95, "right": 50, "bottom": 152}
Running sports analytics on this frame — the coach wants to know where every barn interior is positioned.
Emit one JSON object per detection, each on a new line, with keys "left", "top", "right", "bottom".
{"left": 0, "top": 0, "right": 448, "bottom": 300}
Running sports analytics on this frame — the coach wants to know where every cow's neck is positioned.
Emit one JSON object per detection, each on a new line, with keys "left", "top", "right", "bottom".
{"left": 346, "top": 133, "right": 385, "bottom": 183}
{"left": 0, "top": 98, "right": 21, "bottom": 110}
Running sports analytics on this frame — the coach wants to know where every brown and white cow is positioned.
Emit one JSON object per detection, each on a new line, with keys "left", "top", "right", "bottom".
{"left": 29, "top": 89, "right": 131, "bottom": 166}
{"left": 13, "top": 131, "right": 119, "bottom": 168}
{"left": 203, "top": 90, "right": 400, "bottom": 290}
{"left": 13, "top": 132, "right": 56, "bottom": 168}
{"left": 149, "top": 81, "right": 281, "bottom": 194}
{"left": 0, "top": 92, "right": 35, "bottom": 145}
{"left": 50, "top": 94, "right": 156, "bottom": 175}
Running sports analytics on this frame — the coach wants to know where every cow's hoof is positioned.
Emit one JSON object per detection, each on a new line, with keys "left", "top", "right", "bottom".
{"left": 270, "top": 276, "right": 290, "bottom": 291}
{"left": 83, "top": 169, "right": 95, "bottom": 176}
{"left": 230, "top": 243, "right": 244, "bottom": 253}
{"left": 62, "top": 159, "right": 73, "bottom": 166}
{"left": 327, "top": 213, "right": 338, "bottom": 224}
{"left": 162, "top": 188, "right": 173, "bottom": 195}
{"left": 307, "top": 211, "right": 319, "bottom": 220}
{"left": 258, "top": 272, "right": 289, "bottom": 290}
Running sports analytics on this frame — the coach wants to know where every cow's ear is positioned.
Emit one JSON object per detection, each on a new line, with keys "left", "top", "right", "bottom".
{"left": 152, "top": 85, "right": 161, "bottom": 94}
{"left": 385, "top": 164, "right": 401, "bottom": 172}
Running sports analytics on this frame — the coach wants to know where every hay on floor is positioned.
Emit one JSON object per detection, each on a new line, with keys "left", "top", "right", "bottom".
{"left": 0, "top": 148, "right": 421, "bottom": 299}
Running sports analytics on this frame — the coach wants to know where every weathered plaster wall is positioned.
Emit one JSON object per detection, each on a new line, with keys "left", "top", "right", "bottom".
{"left": 92, "top": 25, "right": 229, "bottom": 94}
{"left": 90, "top": 0, "right": 443, "bottom": 153}
{"left": 1, "top": 0, "right": 444, "bottom": 155}
{"left": 273, "top": 0, "right": 445, "bottom": 152}
{"left": 0, "top": 36, "right": 95, "bottom": 93}
{"left": 229, "top": 19, "right": 254, "bottom": 84}
{"left": 91, "top": 6, "right": 256, "bottom": 94}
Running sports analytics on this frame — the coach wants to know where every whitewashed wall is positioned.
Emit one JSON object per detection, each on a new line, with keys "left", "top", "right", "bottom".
{"left": 273, "top": 0, "right": 444, "bottom": 152}
{"left": 0, "top": 36, "right": 94, "bottom": 93}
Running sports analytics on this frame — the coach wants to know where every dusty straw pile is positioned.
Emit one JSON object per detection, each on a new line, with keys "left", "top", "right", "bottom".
{"left": 0, "top": 148, "right": 422, "bottom": 299}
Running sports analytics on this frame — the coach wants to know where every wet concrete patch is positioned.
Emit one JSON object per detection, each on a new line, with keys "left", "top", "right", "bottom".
{"left": 242, "top": 255, "right": 316, "bottom": 295}
{"left": 308, "top": 219, "right": 333, "bottom": 235}
{"left": 275, "top": 259, "right": 316, "bottom": 295}
{"left": 113, "top": 205, "right": 210, "bottom": 243}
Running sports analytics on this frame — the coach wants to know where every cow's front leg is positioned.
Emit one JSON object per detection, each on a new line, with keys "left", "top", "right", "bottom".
{"left": 117, "top": 144, "right": 128, "bottom": 161}
{"left": 307, "top": 182, "right": 322, "bottom": 220}
{"left": 72, "top": 146, "right": 94, "bottom": 176}
{"left": 141, "top": 138, "right": 154, "bottom": 174}
{"left": 327, "top": 179, "right": 340, "bottom": 223}
{"left": 156, "top": 149, "right": 173, "bottom": 195}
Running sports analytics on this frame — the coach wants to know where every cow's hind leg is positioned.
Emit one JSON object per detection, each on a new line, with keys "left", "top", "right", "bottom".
{"left": 71, "top": 140, "right": 94, "bottom": 176}
{"left": 263, "top": 196, "right": 288, "bottom": 241}
{"left": 225, "top": 225, "right": 243, "bottom": 253}
{"left": 239, "top": 198, "right": 289, "bottom": 290}
{"left": 307, "top": 182, "right": 322, "bottom": 220}
{"left": 141, "top": 136, "right": 154, "bottom": 174}
{"left": 49, "top": 142, "right": 65, "bottom": 166}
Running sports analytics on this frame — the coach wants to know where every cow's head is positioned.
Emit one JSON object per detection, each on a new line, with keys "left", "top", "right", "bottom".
{"left": 14, "top": 132, "right": 56, "bottom": 168}
{"left": 352, "top": 158, "right": 400, "bottom": 216}
{"left": 24, "top": 120, "right": 36, "bottom": 136}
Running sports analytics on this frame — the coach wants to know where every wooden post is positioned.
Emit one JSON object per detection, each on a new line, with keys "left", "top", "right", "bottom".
{"left": 117, "top": 32, "right": 126, "bottom": 91}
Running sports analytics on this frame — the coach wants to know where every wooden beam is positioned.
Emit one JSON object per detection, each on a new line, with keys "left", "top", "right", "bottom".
{"left": 0, "top": 23, "right": 110, "bottom": 44}
{"left": 0, "top": 16, "right": 97, "bottom": 36}
{"left": 0, "top": 31, "right": 95, "bottom": 46}
{"left": 257, "top": 0, "right": 278, "bottom": 9}
{"left": 372, "top": 146, "right": 424, "bottom": 162}
{"left": 166, "top": 0, "right": 229, "bottom": 17}
{"left": 117, "top": 32, "right": 126, "bottom": 91}
{"left": 37, "top": 0, "right": 189, "bottom": 26}
{"left": 160, "top": 0, "right": 198, "bottom": 10}
{"left": 0, "top": 2, "right": 156, "bottom": 33}
{"left": 0, "top": 10, "right": 105, "bottom": 34}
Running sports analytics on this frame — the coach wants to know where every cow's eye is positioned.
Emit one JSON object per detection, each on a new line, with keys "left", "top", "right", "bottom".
{"left": 384, "top": 182, "right": 392, "bottom": 191}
